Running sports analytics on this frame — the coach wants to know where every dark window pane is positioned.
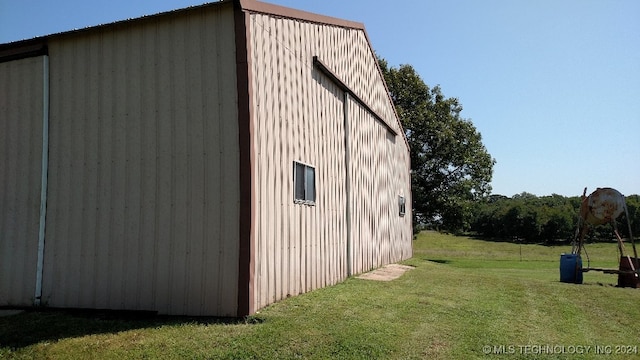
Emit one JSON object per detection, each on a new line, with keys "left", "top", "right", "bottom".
{"left": 294, "top": 162, "right": 305, "bottom": 200}
{"left": 306, "top": 166, "right": 315, "bottom": 201}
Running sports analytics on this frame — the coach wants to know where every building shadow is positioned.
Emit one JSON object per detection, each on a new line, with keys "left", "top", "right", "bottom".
{"left": 0, "top": 307, "right": 262, "bottom": 350}
{"left": 425, "top": 259, "right": 451, "bottom": 264}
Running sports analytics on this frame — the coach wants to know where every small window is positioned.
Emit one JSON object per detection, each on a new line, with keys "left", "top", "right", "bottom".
{"left": 294, "top": 161, "right": 316, "bottom": 205}
{"left": 398, "top": 196, "right": 406, "bottom": 217}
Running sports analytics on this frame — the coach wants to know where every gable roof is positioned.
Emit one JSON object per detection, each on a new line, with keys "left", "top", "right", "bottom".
{"left": 0, "top": 0, "right": 363, "bottom": 61}
{"left": 0, "top": 0, "right": 407, "bottom": 148}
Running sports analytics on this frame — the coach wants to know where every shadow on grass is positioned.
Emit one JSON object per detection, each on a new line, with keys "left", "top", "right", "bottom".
{"left": 425, "top": 259, "right": 451, "bottom": 264}
{"left": 466, "top": 234, "right": 573, "bottom": 247}
{"left": 0, "top": 307, "right": 262, "bottom": 350}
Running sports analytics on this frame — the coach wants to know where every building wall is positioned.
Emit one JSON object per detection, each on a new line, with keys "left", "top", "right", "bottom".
{"left": 347, "top": 100, "right": 412, "bottom": 274}
{"left": 248, "top": 12, "right": 412, "bottom": 311}
{"left": 1, "top": 1, "right": 412, "bottom": 316}
{"left": 39, "top": 4, "right": 241, "bottom": 316}
{"left": 0, "top": 56, "right": 44, "bottom": 306}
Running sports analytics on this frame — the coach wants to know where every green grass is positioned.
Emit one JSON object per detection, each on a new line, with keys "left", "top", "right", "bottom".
{"left": 2, "top": 232, "right": 639, "bottom": 359}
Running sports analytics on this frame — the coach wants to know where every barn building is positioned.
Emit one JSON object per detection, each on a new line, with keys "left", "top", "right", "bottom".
{"left": 0, "top": 0, "right": 412, "bottom": 317}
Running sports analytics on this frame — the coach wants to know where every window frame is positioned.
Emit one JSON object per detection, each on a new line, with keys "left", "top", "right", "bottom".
{"left": 398, "top": 195, "right": 406, "bottom": 217}
{"left": 293, "top": 161, "right": 316, "bottom": 205}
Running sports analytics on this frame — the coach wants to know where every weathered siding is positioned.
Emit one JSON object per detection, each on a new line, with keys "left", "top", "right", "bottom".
{"left": 0, "top": 56, "right": 44, "bottom": 306}
{"left": 248, "top": 12, "right": 412, "bottom": 311}
{"left": 41, "top": 4, "right": 241, "bottom": 316}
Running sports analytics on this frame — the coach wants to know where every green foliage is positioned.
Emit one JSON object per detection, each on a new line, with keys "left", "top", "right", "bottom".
{"left": 621, "top": 194, "right": 640, "bottom": 237}
{"left": 379, "top": 58, "right": 495, "bottom": 233}
{"left": 471, "top": 192, "right": 640, "bottom": 244}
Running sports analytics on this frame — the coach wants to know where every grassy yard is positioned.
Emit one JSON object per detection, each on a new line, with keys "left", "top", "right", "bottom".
{"left": 1, "top": 232, "right": 638, "bottom": 359}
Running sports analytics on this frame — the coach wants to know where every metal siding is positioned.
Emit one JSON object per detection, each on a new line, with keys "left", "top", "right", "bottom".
{"left": 250, "top": 14, "right": 347, "bottom": 309}
{"left": 249, "top": 13, "right": 411, "bottom": 311}
{"left": 347, "top": 102, "right": 412, "bottom": 274}
{"left": 42, "top": 5, "right": 240, "bottom": 316}
{"left": 0, "top": 56, "right": 44, "bottom": 306}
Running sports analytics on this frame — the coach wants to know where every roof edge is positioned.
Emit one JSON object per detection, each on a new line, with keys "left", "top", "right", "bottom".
{"left": 0, "top": 41, "right": 48, "bottom": 63}
{"left": 239, "top": 0, "right": 365, "bottom": 30}
{"left": 0, "top": 1, "right": 236, "bottom": 50}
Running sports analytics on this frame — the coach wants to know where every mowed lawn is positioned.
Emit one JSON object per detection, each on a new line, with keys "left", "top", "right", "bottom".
{"left": 1, "top": 231, "right": 639, "bottom": 359}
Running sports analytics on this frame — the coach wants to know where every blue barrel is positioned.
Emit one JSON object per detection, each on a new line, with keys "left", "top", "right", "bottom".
{"left": 560, "top": 254, "right": 583, "bottom": 284}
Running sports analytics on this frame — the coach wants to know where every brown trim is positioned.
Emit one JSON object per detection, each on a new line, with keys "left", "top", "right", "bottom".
{"left": 0, "top": 41, "right": 48, "bottom": 63}
{"left": 234, "top": 0, "right": 255, "bottom": 317}
{"left": 313, "top": 56, "right": 398, "bottom": 137}
{"left": 239, "top": 0, "right": 364, "bottom": 30}
{"left": 371, "top": 50, "right": 411, "bottom": 151}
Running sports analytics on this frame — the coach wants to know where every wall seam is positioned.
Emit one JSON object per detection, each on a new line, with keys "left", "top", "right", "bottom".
{"left": 34, "top": 54, "right": 50, "bottom": 306}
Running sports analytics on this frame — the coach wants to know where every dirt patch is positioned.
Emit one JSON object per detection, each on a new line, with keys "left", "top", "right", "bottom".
{"left": 356, "top": 264, "right": 414, "bottom": 281}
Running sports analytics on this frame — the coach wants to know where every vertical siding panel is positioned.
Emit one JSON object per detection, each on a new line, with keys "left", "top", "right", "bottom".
{"left": 93, "top": 31, "right": 112, "bottom": 309}
{"left": 291, "top": 18, "right": 301, "bottom": 296}
{"left": 201, "top": 10, "right": 221, "bottom": 315}
{"left": 3, "top": 60, "right": 16, "bottom": 302}
{"left": 278, "top": 18, "right": 289, "bottom": 299}
{"left": 185, "top": 14, "right": 204, "bottom": 315}
{"left": 251, "top": 14, "right": 264, "bottom": 309}
{"left": 170, "top": 17, "right": 189, "bottom": 315}
{"left": 124, "top": 26, "right": 143, "bottom": 309}
{"left": 277, "top": 17, "right": 287, "bottom": 301}
{"left": 260, "top": 15, "right": 271, "bottom": 303}
{"left": 296, "top": 20, "right": 304, "bottom": 295}
{"left": 81, "top": 37, "right": 99, "bottom": 307}
{"left": 266, "top": 16, "right": 277, "bottom": 303}
{"left": 261, "top": 14, "right": 271, "bottom": 306}
{"left": 110, "top": 28, "right": 128, "bottom": 308}
{"left": 137, "top": 22, "right": 157, "bottom": 311}
{"left": 51, "top": 38, "right": 70, "bottom": 306}
{"left": 256, "top": 13, "right": 266, "bottom": 309}
{"left": 26, "top": 58, "right": 44, "bottom": 302}
{"left": 281, "top": 20, "right": 292, "bottom": 298}
{"left": 283, "top": 16, "right": 292, "bottom": 298}
{"left": 0, "top": 57, "right": 43, "bottom": 306}
{"left": 288, "top": 20, "right": 299, "bottom": 297}
{"left": 272, "top": 17, "right": 283, "bottom": 302}
{"left": 310, "top": 25, "right": 320, "bottom": 290}
{"left": 44, "top": 42, "right": 62, "bottom": 307}
{"left": 216, "top": 8, "right": 240, "bottom": 315}
{"left": 261, "top": 14, "right": 270, "bottom": 307}
{"left": 348, "top": 101, "right": 358, "bottom": 273}
{"left": 52, "top": 37, "right": 80, "bottom": 306}
{"left": 290, "top": 19, "right": 302, "bottom": 297}
{"left": 154, "top": 17, "right": 174, "bottom": 314}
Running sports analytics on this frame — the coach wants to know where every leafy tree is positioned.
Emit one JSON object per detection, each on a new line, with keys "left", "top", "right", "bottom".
{"left": 379, "top": 58, "right": 495, "bottom": 232}
{"left": 470, "top": 192, "right": 640, "bottom": 245}
{"left": 622, "top": 195, "right": 639, "bottom": 237}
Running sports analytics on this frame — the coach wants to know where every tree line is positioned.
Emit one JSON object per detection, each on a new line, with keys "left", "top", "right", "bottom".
{"left": 470, "top": 192, "right": 640, "bottom": 244}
